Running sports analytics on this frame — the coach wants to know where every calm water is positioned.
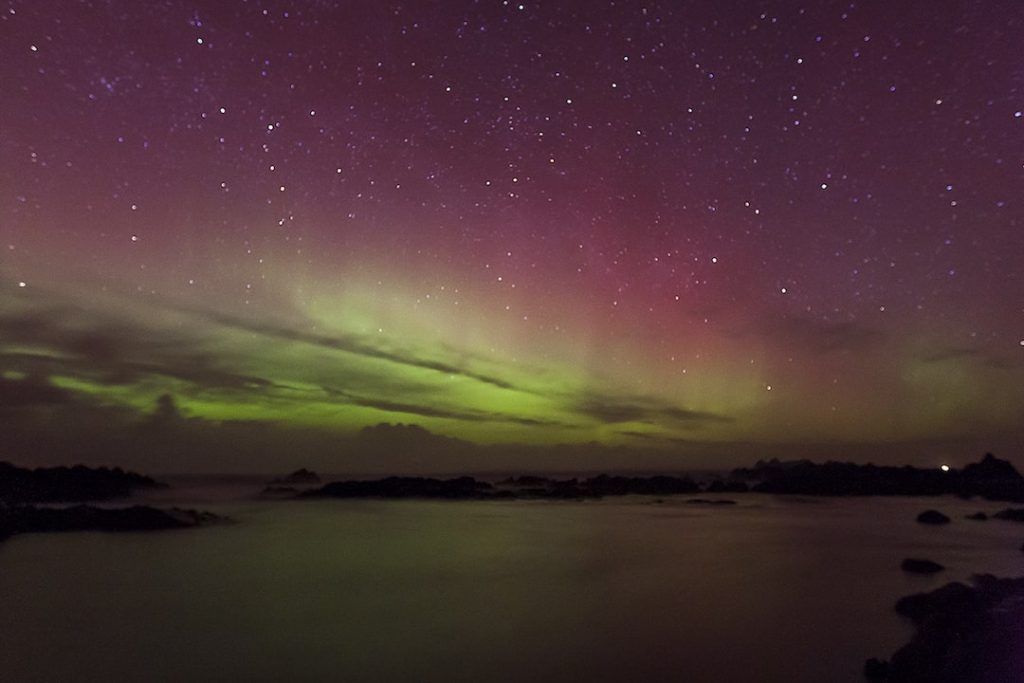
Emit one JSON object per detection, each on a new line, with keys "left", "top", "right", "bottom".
{"left": 1, "top": 490, "right": 1022, "bottom": 682}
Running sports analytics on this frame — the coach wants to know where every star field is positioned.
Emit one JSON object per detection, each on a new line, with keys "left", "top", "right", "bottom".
{"left": 1, "top": 0, "right": 1023, "bottom": 470}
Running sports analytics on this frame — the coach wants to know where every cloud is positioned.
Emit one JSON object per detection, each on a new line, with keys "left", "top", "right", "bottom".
{"left": 322, "top": 386, "right": 573, "bottom": 427}
{"left": 179, "top": 307, "right": 520, "bottom": 391}
{"left": 578, "top": 396, "right": 733, "bottom": 427}
{"left": 0, "top": 375, "right": 77, "bottom": 409}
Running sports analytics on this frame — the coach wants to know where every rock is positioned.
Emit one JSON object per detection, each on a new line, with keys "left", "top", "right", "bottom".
{"left": 684, "top": 498, "right": 738, "bottom": 505}
{"left": 866, "top": 574, "right": 1024, "bottom": 682}
{"left": 916, "top": 510, "right": 951, "bottom": 525}
{"left": 304, "top": 473, "right": 703, "bottom": 501}
{"left": 731, "top": 453, "right": 1024, "bottom": 501}
{"left": 0, "top": 461, "right": 164, "bottom": 504}
{"left": 992, "top": 508, "right": 1024, "bottom": 522}
{"left": 965, "top": 512, "right": 988, "bottom": 521}
{"left": 0, "top": 504, "right": 223, "bottom": 541}
{"left": 864, "top": 658, "right": 890, "bottom": 680}
{"left": 704, "top": 479, "right": 750, "bottom": 493}
{"left": 901, "top": 558, "right": 945, "bottom": 574}
{"left": 500, "top": 475, "right": 550, "bottom": 487}
{"left": 304, "top": 476, "right": 494, "bottom": 500}
{"left": 268, "top": 468, "right": 320, "bottom": 485}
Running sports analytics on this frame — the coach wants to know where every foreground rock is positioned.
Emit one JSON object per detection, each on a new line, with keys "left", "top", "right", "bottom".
{"left": 0, "top": 462, "right": 164, "bottom": 504}
{"left": 864, "top": 574, "right": 1024, "bottom": 682}
{"left": 965, "top": 512, "right": 988, "bottom": 521}
{"left": 733, "top": 453, "right": 1024, "bottom": 501}
{"left": 900, "top": 558, "right": 944, "bottom": 574}
{"left": 0, "top": 504, "right": 223, "bottom": 542}
{"left": 915, "top": 510, "right": 950, "bottom": 525}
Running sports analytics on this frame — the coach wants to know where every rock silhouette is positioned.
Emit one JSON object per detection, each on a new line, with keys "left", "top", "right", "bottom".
{"left": 916, "top": 510, "right": 951, "bottom": 525}
{"left": 900, "top": 558, "right": 944, "bottom": 574}
{"left": 304, "top": 473, "right": 702, "bottom": 500}
{"left": 732, "top": 453, "right": 1024, "bottom": 501}
{"left": 865, "top": 575, "right": 1024, "bottom": 682}
{"left": 0, "top": 504, "right": 222, "bottom": 542}
{"left": 992, "top": 508, "right": 1024, "bottom": 522}
{"left": 0, "top": 461, "right": 164, "bottom": 503}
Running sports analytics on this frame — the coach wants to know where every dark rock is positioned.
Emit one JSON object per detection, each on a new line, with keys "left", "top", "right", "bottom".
{"left": 992, "top": 508, "right": 1024, "bottom": 522}
{"left": 0, "top": 461, "right": 164, "bottom": 504}
{"left": 304, "top": 473, "right": 702, "bottom": 501}
{"left": 500, "top": 475, "right": 550, "bottom": 487}
{"left": 269, "top": 468, "right": 320, "bottom": 485}
{"left": 916, "top": 510, "right": 951, "bottom": 525}
{"left": 901, "top": 558, "right": 945, "bottom": 574}
{"left": 704, "top": 479, "right": 750, "bottom": 493}
{"left": 582, "top": 474, "right": 700, "bottom": 497}
{"left": 0, "top": 504, "right": 222, "bottom": 541}
{"left": 864, "top": 658, "right": 890, "bottom": 680}
{"left": 731, "top": 454, "right": 1024, "bottom": 501}
{"left": 685, "top": 498, "right": 738, "bottom": 505}
{"left": 866, "top": 574, "right": 1024, "bottom": 682}
{"left": 965, "top": 512, "right": 988, "bottom": 521}
{"left": 304, "top": 476, "right": 494, "bottom": 500}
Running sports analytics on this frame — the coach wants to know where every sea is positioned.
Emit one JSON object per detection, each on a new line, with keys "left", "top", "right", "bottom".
{"left": 1, "top": 479, "right": 1022, "bottom": 682}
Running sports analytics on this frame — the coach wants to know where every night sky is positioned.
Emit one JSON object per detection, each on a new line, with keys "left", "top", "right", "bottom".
{"left": 2, "top": 1, "right": 1023, "bottom": 472}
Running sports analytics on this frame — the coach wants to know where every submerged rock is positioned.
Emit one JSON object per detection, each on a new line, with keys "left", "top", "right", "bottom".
{"left": 900, "top": 558, "right": 944, "bottom": 574}
{"left": 915, "top": 510, "right": 951, "bottom": 525}
{"left": 964, "top": 512, "right": 988, "bottom": 521}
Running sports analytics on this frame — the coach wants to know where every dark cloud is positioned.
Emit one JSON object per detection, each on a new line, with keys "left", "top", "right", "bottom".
{"left": 0, "top": 375, "right": 77, "bottom": 409}
{"left": 180, "top": 307, "right": 520, "bottom": 391}
{"left": 578, "top": 396, "right": 733, "bottom": 427}
{"left": 0, "top": 330, "right": 279, "bottom": 394}
{"left": 322, "top": 386, "right": 573, "bottom": 428}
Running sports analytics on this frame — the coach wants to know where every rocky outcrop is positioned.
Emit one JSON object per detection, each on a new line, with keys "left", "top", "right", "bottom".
{"left": 916, "top": 510, "right": 951, "bottom": 525}
{"left": 303, "top": 473, "right": 703, "bottom": 501}
{"left": 732, "top": 454, "right": 1024, "bottom": 501}
{"left": 864, "top": 575, "right": 1024, "bottom": 682}
{"left": 992, "top": 508, "right": 1024, "bottom": 522}
{"left": 304, "top": 476, "right": 493, "bottom": 500}
{"left": 0, "top": 462, "right": 164, "bottom": 503}
{"left": 0, "top": 504, "right": 222, "bottom": 542}
{"left": 900, "top": 558, "right": 944, "bottom": 574}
